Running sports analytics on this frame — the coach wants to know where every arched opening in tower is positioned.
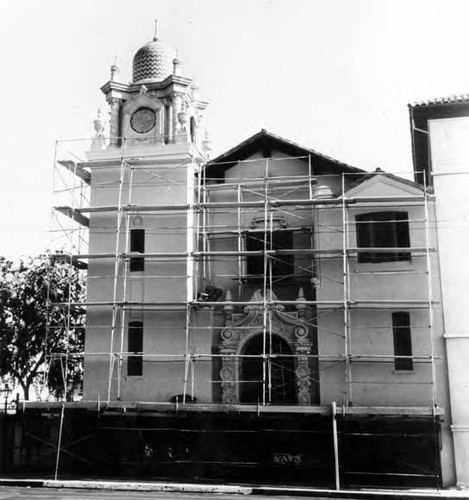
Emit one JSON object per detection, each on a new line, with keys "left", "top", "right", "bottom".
{"left": 190, "top": 117, "right": 196, "bottom": 144}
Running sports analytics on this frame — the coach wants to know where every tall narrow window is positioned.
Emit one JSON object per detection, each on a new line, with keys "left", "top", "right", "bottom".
{"left": 392, "top": 312, "right": 413, "bottom": 371}
{"left": 356, "top": 212, "right": 410, "bottom": 263}
{"left": 128, "top": 321, "right": 143, "bottom": 376}
{"left": 246, "top": 230, "right": 294, "bottom": 280}
{"left": 130, "top": 229, "right": 145, "bottom": 272}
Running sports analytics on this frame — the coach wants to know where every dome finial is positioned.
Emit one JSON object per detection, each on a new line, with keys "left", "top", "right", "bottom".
{"left": 110, "top": 56, "right": 119, "bottom": 81}
{"left": 153, "top": 19, "right": 159, "bottom": 41}
{"left": 173, "top": 49, "right": 182, "bottom": 75}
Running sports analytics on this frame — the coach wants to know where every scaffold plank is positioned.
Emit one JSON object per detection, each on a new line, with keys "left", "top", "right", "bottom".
{"left": 49, "top": 247, "right": 435, "bottom": 260}
{"left": 55, "top": 206, "right": 90, "bottom": 227}
{"left": 57, "top": 160, "right": 91, "bottom": 184}
{"left": 49, "top": 299, "right": 437, "bottom": 309}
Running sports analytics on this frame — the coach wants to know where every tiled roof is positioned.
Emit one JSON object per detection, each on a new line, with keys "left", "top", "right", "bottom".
{"left": 410, "top": 94, "right": 469, "bottom": 108}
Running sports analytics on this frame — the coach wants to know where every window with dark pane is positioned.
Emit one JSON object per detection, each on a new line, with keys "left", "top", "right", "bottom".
{"left": 392, "top": 312, "right": 413, "bottom": 371}
{"left": 246, "top": 230, "right": 294, "bottom": 280}
{"left": 130, "top": 229, "right": 145, "bottom": 272}
{"left": 128, "top": 321, "right": 143, "bottom": 376}
{"left": 356, "top": 212, "right": 410, "bottom": 263}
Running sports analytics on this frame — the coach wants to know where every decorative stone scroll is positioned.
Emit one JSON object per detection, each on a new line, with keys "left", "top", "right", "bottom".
{"left": 219, "top": 289, "right": 313, "bottom": 405}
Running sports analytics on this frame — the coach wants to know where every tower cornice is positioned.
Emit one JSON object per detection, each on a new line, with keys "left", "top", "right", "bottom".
{"left": 101, "top": 75, "right": 194, "bottom": 96}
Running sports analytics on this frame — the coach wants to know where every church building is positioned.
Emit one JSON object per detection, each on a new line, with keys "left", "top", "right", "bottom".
{"left": 3, "top": 28, "right": 469, "bottom": 489}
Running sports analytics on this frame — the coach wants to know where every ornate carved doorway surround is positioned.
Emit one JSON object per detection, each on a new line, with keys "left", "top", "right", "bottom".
{"left": 219, "top": 289, "right": 313, "bottom": 405}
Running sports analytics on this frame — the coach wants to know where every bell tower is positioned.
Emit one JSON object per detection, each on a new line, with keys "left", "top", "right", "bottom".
{"left": 81, "top": 26, "right": 213, "bottom": 404}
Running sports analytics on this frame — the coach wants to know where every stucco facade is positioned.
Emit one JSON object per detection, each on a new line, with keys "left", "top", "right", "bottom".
{"left": 76, "top": 120, "right": 455, "bottom": 484}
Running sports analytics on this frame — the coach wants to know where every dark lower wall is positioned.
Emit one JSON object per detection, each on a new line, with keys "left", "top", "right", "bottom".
{"left": 0, "top": 413, "right": 4, "bottom": 474}
{"left": 2, "top": 408, "right": 441, "bottom": 488}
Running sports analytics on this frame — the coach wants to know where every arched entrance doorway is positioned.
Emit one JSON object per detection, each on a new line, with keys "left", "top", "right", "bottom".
{"left": 240, "top": 334, "right": 296, "bottom": 405}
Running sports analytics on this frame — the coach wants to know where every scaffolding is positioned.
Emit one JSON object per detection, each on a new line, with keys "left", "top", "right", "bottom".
{"left": 7, "top": 137, "right": 445, "bottom": 487}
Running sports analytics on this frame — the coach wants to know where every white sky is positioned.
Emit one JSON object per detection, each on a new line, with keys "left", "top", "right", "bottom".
{"left": 1, "top": 0, "right": 469, "bottom": 258}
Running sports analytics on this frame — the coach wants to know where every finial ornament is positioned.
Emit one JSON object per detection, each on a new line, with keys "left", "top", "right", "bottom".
{"left": 173, "top": 54, "right": 182, "bottom": 75}
{"left": 202, "top": 129, "right": 213, "bottom": 155}
{"left": 223, "top": 290, "right": 234, "bottom": 320}
{"left": 191, "top": 81, "right": 200, "bottom": 100}
{"left": 110, "top": 57, "right": 119, "bottom": 82}
{"left": 153, "top": 19, "right": 158, "bottom": 41}
{"left": 91, "top": 109, "right": 106, "bottom": 151}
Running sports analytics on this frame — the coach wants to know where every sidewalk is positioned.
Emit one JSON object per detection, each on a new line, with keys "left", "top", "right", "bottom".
{"left": 0, "top": 478, "right": 468, "bottom": 499}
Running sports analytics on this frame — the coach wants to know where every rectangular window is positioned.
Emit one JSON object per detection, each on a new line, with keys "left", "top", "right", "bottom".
{"left": 246, "top": 230, "right": 294, "bottom": 280}
{"left": 356, "top": 211, "right": 410, "bottom": 263}
{"left": 130, "top": 229, "right": 145, "bottom": 272}
{"left": 392, "top": 312, "right": 413, "bottom": 371}
{"left": 128, "top": 321, "right": 143, "bottom": 376}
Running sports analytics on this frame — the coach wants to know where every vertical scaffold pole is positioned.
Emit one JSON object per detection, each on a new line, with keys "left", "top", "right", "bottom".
{"left": 237, "top": 183, "right": 243, "bottom": 298}
{"left": 54, "top": 220, "right": 75, "bottom": 480}
{"left": 196, "top": 160, "right": 204, "bottom": 293}
{"left": 332, "top": 401, "right": 341, "bottom": 490}
{"left": 44, "top": 141, "right": 60, "bottom": 393}
{"left": 262, "top": 157, "right": 269, "bottom": 406}
{"left": 50, "top": 141, "right": 62, "bottom": 479}
{"left": 117, "top": 164, "right": 134, "bottom": 400}
{"left": 201, "top": 168, "right": 209, "bottom": 284}
{"left": 268, "top": 208, "right": 274, "bottom": 404}
{"left": 107, "top": 145, "right": 127, "bottom": 403}
{"left": 183, "top": 156, "right": 197, "bottom": 403}
{"left": 307, "top": 152, "right": 319, "bottom": 292}
{"left": 423, "top": 172, "right": 438, "bottom": 410}
{"left": 341, "top": 174, "right": 352, "bottom": 405}
{"left": 183, "top": 304, "right": 192, "bottom": 405}
{"left": 423, "top": 171, "right": 440, "bottom": 488}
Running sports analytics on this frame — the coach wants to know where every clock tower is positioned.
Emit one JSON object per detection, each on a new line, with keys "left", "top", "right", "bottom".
{"left": 82, "top": 27, "right": 212, "bottom": 403}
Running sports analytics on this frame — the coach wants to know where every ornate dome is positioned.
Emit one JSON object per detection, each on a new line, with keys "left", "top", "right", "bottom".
{"left": 132, "top": 37, "right": 176, "bottom": 83}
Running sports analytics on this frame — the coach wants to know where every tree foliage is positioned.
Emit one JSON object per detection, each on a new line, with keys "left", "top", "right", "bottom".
{"left": 0, "top": 255, "right": 86, "bottom": 400}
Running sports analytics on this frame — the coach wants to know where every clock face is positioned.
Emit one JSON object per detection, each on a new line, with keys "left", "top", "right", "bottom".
{"left": 130, "top": 107, "right": 156, "bottom": 134}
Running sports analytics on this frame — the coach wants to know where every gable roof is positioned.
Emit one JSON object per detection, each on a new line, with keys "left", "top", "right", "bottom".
{"left": 346, "top": 168, "right": 424, "bottom": 195}
{"left": 204, "top": 129, "right": 366, "bottom": 181}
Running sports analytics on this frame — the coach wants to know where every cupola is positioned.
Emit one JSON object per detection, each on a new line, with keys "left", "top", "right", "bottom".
{"left": 132, "top": 28, "right": 176, "bottom": 84}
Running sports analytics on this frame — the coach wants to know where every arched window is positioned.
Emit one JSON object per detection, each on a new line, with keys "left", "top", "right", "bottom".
{"left": 240, "top": 334, "right": 296, "bottom": 405}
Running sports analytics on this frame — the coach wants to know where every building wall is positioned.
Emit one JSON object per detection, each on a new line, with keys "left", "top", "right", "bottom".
{"left": 78, "top": 141, "right": 455, "bottom": 483}
{"left": 82, "top": 143, "right": 215, "bottom": 403}
{"left": 82, "top": 146, "right": 449, "bottom": 408}
{"left": 429, "top": 116, "right": 469, "bottom": 487}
